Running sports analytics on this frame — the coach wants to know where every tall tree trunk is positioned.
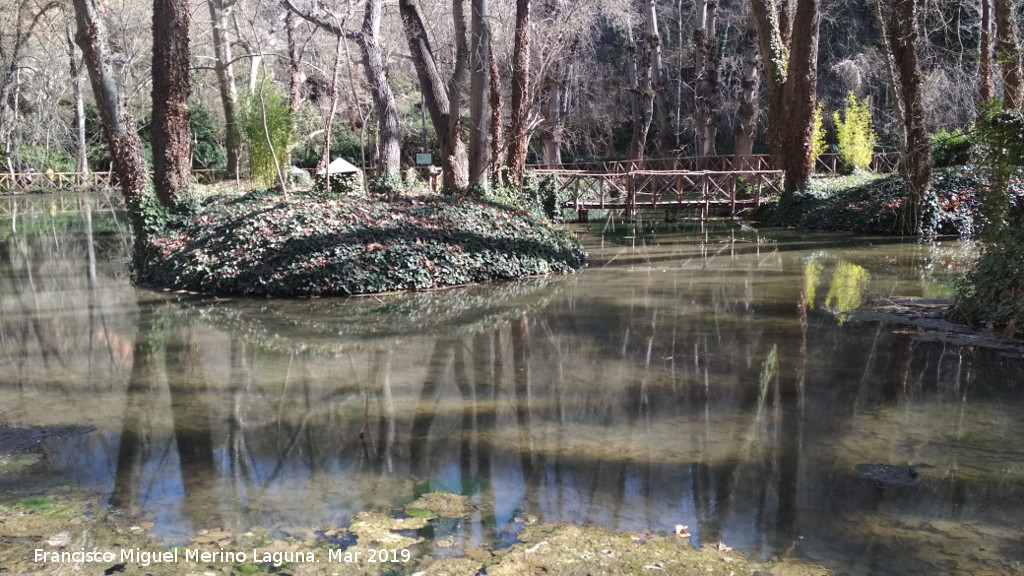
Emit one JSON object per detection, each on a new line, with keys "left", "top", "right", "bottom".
{"left": 285, "top": 10, "right": 302, "bottom": 167}
{"left": 780, "top": 0, "right": 819, "bottom": 194}
{"left": 72, "top": 0, "right": 148, "bottom": 228}
{"left": 66, "top": 25, "right": 89, "bottom": 178}
{"left": 882, "top": 0, "right": 931, "bottom": 232}
{"left": 994, "top": 0, "right": 1022, "bottom": 109}
{"left": 694, "top": 0, "right": 720, "bottom": 159}
{"left": 871, "top": 0, "right": 906, "bottom": 150}
{"left": 979, "top": 0, "right": 994, "bottom": 107}
{"left": 733, "top": 16, "right": 760, "bottom": 169}
{"left": 488, "top": 38, "right": 504, "bottom": 181}
{"left": 468, "top": 0, "right": 491, "bottom": 187}
{"left": 626, "top": 21, "right": 654, "bottom": 162}
{"left": 398, "top": 0, "right": 469, "bottom": 191}
{"left": 505, "top": 0, "right": 531, "bottom": 184}
{"left": 642, "top": 0, "right": 670, "bottom": 156}
{"left": 207, "top": 0, "right": 240, "bottom": 177}
{"left": 321, "top": 35, "right": 343, "bottom": 173}
{"left": 152, "top": 0, "right": 192, "bottom": 208}
{"left": 540, "top": 77, "right": 567, "bottom": 165}
{"left": 282, "top": 0, "right": 403, "bottom": 184}
{"left": 361, "top": 0, "right": 402, "bottom": 185}
{"left": 750, "top": 0, "right": 820, "bottom": 195}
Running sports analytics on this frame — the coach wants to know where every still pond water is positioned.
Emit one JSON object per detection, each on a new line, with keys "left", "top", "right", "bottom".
{"left": 1, "top": 195, "right": 1023, "bottom": 575}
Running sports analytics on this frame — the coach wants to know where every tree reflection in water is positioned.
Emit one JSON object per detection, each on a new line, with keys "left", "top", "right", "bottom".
{"left": 2, "top": 203, "right": 1024, "bottom": 575}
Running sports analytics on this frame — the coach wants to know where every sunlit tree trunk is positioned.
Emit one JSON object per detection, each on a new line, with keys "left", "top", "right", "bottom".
{"left": 207, "top": 0, "right": 240, "bottom": 177}
{"left": 66, "top": 26, "right": 89, "bottom": 179}
{"left": 733, "top": 17, "right": 760, "bottom": 169}
{"left": 398, "top": 0, "right": 469, "bottom": 191}
{"left": 152, "top": 0, "right": 192, "bottom": 208}
{"left": 643, "top": 0, "right": 670, "bottom": 156}
{"left": 882, "top": 0, "right": 931, "bottom": 232}
{"left": 72, "top": 0, "right": 149, "bottom": 253}
{"left": 468, "top": 0, "right": 491, "bottom": 187}
{"left": 626, "top": 20, "right": 654, "bottom": 162}
{"left": 282, "top": 0, "right": 402, "bottom": 184}
{"left": 488, "top": 39, "right": 504, "bottom": 182}
{"left": 694, "top": 0, "right": 720, "bottom": 158}
{"left": 995, "top": 0, "right": 1023, "bottom": 109}
{"left": 505, "top": 0, "right": 531, "bottom": 184}
{"left": 979, "top": 0, "right": 994, "bottom": 108}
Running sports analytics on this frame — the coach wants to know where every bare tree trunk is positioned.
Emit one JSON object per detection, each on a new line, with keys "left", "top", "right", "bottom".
{"left": 72, "top": 0, "right": 148, "bottom": 208}
{"left": 642, "top": 0, "right": 670, "bottom": 156}
{"left": 282, "top": 0, "right": 403, "bottom": 184}
{"left": 398, "top": 0, "right": 469, "bottom": 191}
{"left": 540, "top": 78, "right": 567, "bottom": 165}
{"left": 882, "top": 0, "right": 931, "bottom": 232}
{"left": 733, "top": 16, "right": 760, "bottom": 169}
{"left": 0, "top": 1, "right": 60, "bottom": 145}
{"left": 285, "top": 10, "right": 302, "bottom": 168}
{"left": 66, "top": 25, "right": 89, "bottom": 179}
{"left": 780, "top": 0, "right": 820, "bottom": 194}
{"left": 871, "top": 0, "right": 906, "bottom": 150}
{"left": 980, "top": 0, "right": 994, "bottom": 107}
{"left": 488, "top": 38, "right": 504, "bottom": 182}
{"left": 208, "top": 0, "right": 240, "bottom": 177}
{"left": 469, "top": 0, "right": 491, "bottom": 187}
{"left": 506, "top": 0, "right": 531, "bottom": 184}
{"left": 321, "top": 34, "right": 343, "bottom": 173}
{"left": 995, "top": 0, "right": 1022, "bottom": 109}
{"left": 361, "top": 0, "right": 401, "bottom": 184}
{"left": 152, "top": 0, "right": 192, "bottom": 208}
{"left": 694, "top": 0, "right": 719, "bottom": 159}
{"left": 626, "top": 18, "right": 654, "bottom": 163}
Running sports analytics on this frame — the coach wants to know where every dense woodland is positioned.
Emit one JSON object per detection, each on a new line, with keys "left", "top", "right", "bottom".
{"left": 1, "top": 0, "right": 1021, "bottom": 191}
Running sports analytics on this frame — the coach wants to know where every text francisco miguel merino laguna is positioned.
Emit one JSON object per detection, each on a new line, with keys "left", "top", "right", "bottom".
{"left": 34, "top": 546, "right": 412, "bottom": 566}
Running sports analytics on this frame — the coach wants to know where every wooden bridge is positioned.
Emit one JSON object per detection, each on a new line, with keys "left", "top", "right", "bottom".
{"left": 535, "top": 168, "right": 783, "bottom": 220}
{"left": 0, "top": 169, "right": 221, "bottom": 193}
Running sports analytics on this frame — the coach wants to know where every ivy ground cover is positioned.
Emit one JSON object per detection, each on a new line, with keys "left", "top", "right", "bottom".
{"left": 138, "top": 190, "right": 587, "bottom": 296}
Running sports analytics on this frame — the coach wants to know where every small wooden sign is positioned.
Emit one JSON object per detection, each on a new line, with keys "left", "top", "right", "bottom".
{"left": 415, "top": 153, "right": 433, "bottom": 166}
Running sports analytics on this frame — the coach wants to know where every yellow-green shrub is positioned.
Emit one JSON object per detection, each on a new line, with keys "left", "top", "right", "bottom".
{"left": 832, "top": 93, "right": 876, "bottom": 173}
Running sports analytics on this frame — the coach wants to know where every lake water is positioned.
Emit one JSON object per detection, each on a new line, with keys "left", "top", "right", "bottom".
{"left": 2, "top": 195, "right": 1023, "bottom": 575}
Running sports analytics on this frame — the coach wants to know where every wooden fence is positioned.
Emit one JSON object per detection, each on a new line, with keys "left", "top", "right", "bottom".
{"left": 0, "top": 169, "right": 222, "bottom": 193}
{"left": 534, "top": 169, "right": 784, "bottom": 220}
{"left": 528, "top": 152, "right": 900, "bottom": 177}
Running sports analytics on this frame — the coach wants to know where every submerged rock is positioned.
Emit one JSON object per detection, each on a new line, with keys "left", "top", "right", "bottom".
{"left": 855, "top": 464, "right": 922, "bottom": 487}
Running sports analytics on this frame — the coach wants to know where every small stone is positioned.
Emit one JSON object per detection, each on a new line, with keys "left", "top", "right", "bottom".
{"left": 46, "top": 532, "right": 70, "bottom": 547}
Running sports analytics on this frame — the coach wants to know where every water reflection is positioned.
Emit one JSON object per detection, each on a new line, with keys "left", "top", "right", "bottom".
{"left": 1, "top": 200, "right": 1023, "bottom": 575}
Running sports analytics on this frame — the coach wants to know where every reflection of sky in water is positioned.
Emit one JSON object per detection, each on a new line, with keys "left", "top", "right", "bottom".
{"left": 3, "top": 205, "right": 1024, "bottom": 575}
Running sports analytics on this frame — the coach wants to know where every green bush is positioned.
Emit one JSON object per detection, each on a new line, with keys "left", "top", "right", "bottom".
{"left": 931, "top": 128, "right": 973, "bottom": 168}
{"left": 13, "top": 146, "right": 75, "bottom": 173}
{"left": 811, "top": 103, "right": 827, "bottom": 166}
{"left": 954, "top": 222, "right": 1024, "bottom": 335}
{"left": 833, "top": 93, "right": 876, "bottom": 173}
{"left": 189, "top": 102, "right": 227, "bottom": 171}
{"left": 242, "top": 89, "right": 292, "bottom": 188}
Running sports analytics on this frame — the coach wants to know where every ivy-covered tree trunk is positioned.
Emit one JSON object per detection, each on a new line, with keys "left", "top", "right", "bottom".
{"left": 73, "top": 0, "right": 151, "bottom": 262}
{"left": 995, "top": 0, "right": 1023, "bottom": 109}
{"left": 468, "top": 0, "right": 491, "bottom": 188}
{"left": 506, "top": 0, "right": 531, "bottom": 184}
{"left": 750, "top": 0, "right": 820, "bottom": 196}
{"left": 152, "top": 0, "right": 192, "bottom": 208}
{"left": 780, "top": 0, "right": 819, "bottom": 194}
{"left": 694, "top": 0, "right": 720, "bottom": 159}
{"left": 733, "top": 17, "right": 760, "bottom": 169}
{"left": 883, "top": 0, "right": 931, "bottom": 232}
{"left": 207, "top": 0, "right": 240, "bottom": 177}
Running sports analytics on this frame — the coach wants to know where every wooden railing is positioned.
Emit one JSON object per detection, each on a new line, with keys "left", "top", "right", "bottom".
{"left": 0, "top": 193, "right": 124, "bottom": 218}
{"left": 0, "top": 169, "right": 222, "bottom": 193}
{"left": 529, "top": 152, "right": 900, "bottom": 177}
{"left": 534, "top": 168, "right": 784, "bottom": 220}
